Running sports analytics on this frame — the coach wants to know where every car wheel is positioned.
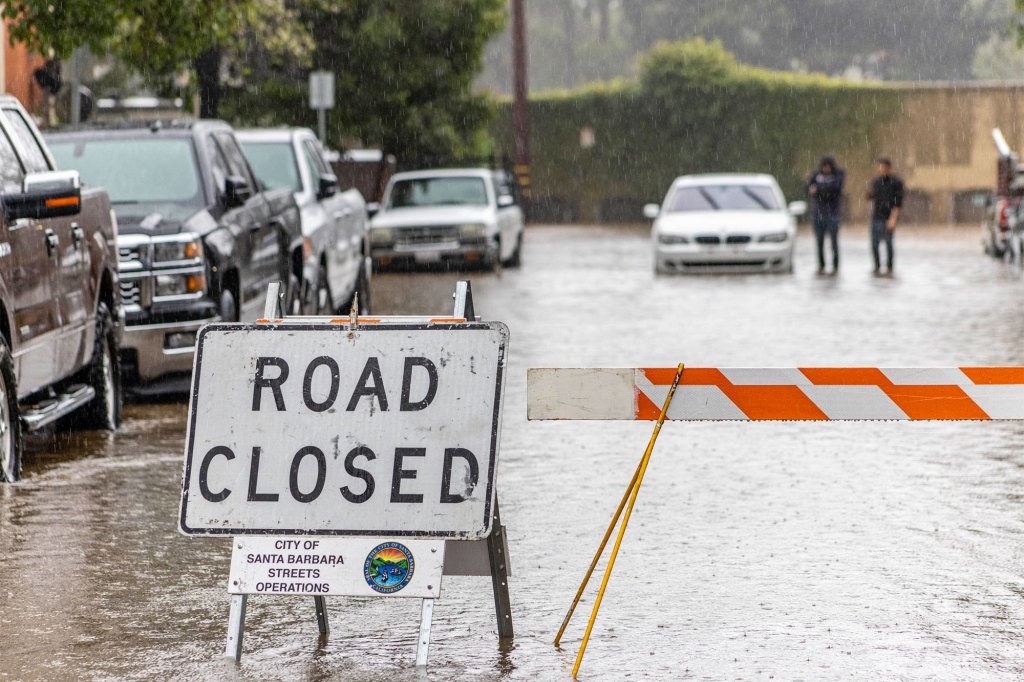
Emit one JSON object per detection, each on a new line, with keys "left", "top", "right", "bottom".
{"left": 219, "top": 288, "right": 238, "bottom": 322}
{"left": 484, "top": 237, "right": 501, "bottom": 272}
{"left": 77, "top": 302, "right": 122, "bottom": 431}
{"left": 0, "top": 334, "right": 23, "bottom": 483}
{"left": 502, "top": 232, "right": 523, "bottom": 268}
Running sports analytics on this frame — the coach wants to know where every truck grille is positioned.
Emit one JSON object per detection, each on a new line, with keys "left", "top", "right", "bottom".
{"left": 395, "top": 225, "right": 459, "bottom": 246}
{"left": 120, "top": 280, "right": 141, "bottom": 306}
{"left": 118, "top": 245, "right": 146, "bottom": 272}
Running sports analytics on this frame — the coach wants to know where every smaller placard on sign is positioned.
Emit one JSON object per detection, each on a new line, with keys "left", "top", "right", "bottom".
{"left": 229, "top": 537, "right": 445, "bottom": 599}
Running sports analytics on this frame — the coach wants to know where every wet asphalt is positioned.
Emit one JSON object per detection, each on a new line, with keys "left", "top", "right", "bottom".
{"left": 3, "top": 223, "right": 1024, "bottom": 681}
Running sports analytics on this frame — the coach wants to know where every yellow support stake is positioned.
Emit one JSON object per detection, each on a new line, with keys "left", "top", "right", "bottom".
{"left": 554, "top": 454, "right": 643, "bottom": 647}
{"left": 571, "top": 363, "right": 685, "bottom": 678}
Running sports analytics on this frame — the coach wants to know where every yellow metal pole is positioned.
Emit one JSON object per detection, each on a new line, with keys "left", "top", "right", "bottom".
{"left": 554, "top": 455, "right": 643, "bottom": 647}
{"left": 571, "top": 363, "right": 684, "bottom": 678}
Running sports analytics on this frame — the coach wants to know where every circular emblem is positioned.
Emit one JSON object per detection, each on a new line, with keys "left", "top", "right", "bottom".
{"left": 364, "top": 542, "right": 415, "bottom": 594}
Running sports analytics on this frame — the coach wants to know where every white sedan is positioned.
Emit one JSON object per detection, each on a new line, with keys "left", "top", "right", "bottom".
{"left": 645, "top": 173, "right": 805, "bottom": 274}
{"left": 369, "top": 168, "right": 524, "bottom": 270}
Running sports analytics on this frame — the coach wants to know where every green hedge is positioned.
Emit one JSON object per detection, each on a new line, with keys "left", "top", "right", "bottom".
{"left": 492, "top": 39, "right": 901, "bottom": 222}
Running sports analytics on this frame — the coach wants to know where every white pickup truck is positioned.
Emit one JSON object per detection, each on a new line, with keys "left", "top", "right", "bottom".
{"left": 368, "top": 168, "right": 524, "bottom": 270}
{"left": 238, "top": 128, "right": 371, "bottom": 314}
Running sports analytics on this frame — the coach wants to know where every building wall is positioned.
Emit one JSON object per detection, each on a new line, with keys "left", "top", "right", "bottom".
{"left": 0, "top": 19, "right": 46, "bottom": 114}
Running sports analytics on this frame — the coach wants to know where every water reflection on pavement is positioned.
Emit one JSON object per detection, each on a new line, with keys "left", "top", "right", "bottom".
{"left": 3, "top": 224, "right": 1024, "bottom": 681}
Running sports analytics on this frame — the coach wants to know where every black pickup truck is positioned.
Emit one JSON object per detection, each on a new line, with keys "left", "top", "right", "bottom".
{"left": 0, "top": 95, "right": 122, "bottom": 482}
{"left": 48, "top": 121, "right": 302, "bottom": 389}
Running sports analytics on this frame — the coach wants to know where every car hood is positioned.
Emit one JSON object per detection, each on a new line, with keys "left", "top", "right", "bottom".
{"left": 115, "top": 208, "right": 217, "bottom": 237}
{"left": 655, "top": 210, "right": 792, "bottom": 235}
{"left": 371, "top": 206, "right": 492, "bottom": 228}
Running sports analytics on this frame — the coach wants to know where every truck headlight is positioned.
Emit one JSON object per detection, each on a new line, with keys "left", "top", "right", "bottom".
{"left": 155, "top": 273, "right": 206, "bottom": 297}
{"left": 153, "top": 233, "right": 203, "bottom": 263}
{"left": 370, "top": 228, "right": 393, "bottom": 245}
{"left": 658, "top": 234, "right": 689, "bottom": 244}
{"left": 758, "top": 232, "right": 789, "bottom": 243}
{"left": 458, "top": 223, "right": 487, "bottom": 239}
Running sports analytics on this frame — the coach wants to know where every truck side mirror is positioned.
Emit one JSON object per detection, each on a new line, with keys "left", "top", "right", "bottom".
{"left": 497, "top": 194, "right": 515, "bottom": 208}
{"left": 318, "top": 173, "right": 339, "bottom": 199}
{"left": 367, "top": 202, "right": 381, "bottom": 216}
{"left": 225, "top": 175, "right": 252, "bottom": 208}
{"left": 3, "top": 169, "right": 81, "bottom": 222}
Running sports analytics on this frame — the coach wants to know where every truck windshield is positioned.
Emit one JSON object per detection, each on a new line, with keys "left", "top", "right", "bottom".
{"left": 667, "top": 184, "right": 780, "bottom": 212}
{"left": 240, "top": 141, "right": 301, "bottom": 192}
{"left": 388, "top": 177, "right": 488, "bottom": 208}
{"left": 49, "top": 138, "right": 205, "bottom": 220}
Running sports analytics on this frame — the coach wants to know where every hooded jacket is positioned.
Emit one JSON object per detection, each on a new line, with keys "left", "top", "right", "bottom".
{"left": 807, "top": 155, "right": 845, "bottom": 220}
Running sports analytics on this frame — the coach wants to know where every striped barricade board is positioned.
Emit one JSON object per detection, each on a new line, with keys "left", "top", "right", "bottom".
{"left": 527, "top": 367, "right": 1024, "bottom": 421}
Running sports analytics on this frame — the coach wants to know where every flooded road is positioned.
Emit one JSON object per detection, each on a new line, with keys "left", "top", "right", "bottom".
{"left": 3, "top": 224, "right": 1024, "bottom": 681}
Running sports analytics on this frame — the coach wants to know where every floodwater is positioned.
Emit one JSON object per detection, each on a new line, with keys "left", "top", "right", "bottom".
{"left": 3, "top": 224, "right": 1024, "bottom": 681}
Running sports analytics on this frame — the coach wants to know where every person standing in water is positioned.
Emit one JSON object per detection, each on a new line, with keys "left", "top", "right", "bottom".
{"left": 866, "top": 156, "right": 904, "bottom": 275}
{"left": 807, "top": 155, "right": 845, "bottom": 275}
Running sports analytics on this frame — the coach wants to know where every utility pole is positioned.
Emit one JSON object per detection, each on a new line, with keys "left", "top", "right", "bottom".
{"left": 511, "top": 0, "right": 531, "bottom": 217}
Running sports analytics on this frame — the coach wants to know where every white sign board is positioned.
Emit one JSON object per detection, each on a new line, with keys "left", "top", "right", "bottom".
{"left": 229, "top": 536, "right": 445, "bottom": 598}
{"left": 179, "top": 323, "right": 509, "bottom": 538}
{"left": 309, "top": 70, "right": 335, "bottom": 109}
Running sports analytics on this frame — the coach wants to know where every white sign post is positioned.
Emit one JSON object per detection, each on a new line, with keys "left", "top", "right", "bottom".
{"left": 308, "top": 70, "right": 335, "bottom": 145}
{"left": 180, "top": 281, "right": 513, "bottom": 666}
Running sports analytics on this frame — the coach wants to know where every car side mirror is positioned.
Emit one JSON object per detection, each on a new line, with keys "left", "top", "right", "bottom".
{"left": 318, "top": 173, "right": 339, "bottom": 199}
{"left": 787, "top": 200, "right": 807, "bottom": 217}
{"left": 643, "top": 203, "right": 660, "bottom": 220}
{"left": 367, "top": 202, "right": 381, "bottom": 217}
{"left": 497, "top": 194, "right": 515, "bottom": 208}
{"left": 3, "top": 169, "right": 81, "bottom": 222}
{"left": 225, "top": 175, "right": 252, "bottom": 208}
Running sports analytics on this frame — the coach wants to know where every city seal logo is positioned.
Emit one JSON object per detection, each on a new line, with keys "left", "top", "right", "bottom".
{"left": 363, "top": 542, "right": 415, "bottom": 594}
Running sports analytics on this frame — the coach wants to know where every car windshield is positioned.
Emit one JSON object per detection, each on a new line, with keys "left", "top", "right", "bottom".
{"left": 49, "top": 138, "right": 204, "bottom": 221}
{"left": 667, "top": 184, "right": 780, "bottom": 212}
{"left": 388, "top": 177, "right": 489, "bottom": 208}
{"left": 240, "top": 141, "right": 301, "bottom": 192}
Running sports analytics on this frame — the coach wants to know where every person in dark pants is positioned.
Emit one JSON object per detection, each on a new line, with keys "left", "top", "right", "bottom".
{"left": 807, "top": 155, "right": 845, "bottom": 274}
{"left": 866, "top": 157, "right": 904, "bottom": 275}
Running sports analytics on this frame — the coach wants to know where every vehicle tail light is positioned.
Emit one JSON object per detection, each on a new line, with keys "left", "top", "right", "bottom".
{"left": 998, "top": 199, "right": 1010, "bottom": 230}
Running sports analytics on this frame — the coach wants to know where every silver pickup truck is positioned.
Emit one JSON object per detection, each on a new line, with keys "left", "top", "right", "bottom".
{"left": 238, "top": 128, "right": 372, "bottom": 314}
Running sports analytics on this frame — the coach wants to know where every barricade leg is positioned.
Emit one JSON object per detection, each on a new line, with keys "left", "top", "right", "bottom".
{"left": 224, "top": 594, "right": 248, "bottom": 662}
{"left": 487, "top": 501, "right": 514, "bottom": 639}
{"left": 314, "top": 596, "right": 329, "bottom": 635}
{"left": 416, "top": 598, "right": 435, "bottom": 666}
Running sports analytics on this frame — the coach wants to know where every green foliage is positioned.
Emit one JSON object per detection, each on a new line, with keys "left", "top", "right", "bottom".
{"left": 492, "top": 39, "right": 901, "bottom": 222}
{"left": 1, "top": 0, "right": 252, "bottom": 74}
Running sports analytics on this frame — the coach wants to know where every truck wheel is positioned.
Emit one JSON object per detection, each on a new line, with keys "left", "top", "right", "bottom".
{"left": 502, "top": 232, "right": 523, "bottom": 268}
{"left": 340, "top": 257, "right": 372, "bottom": 315}
{"left": 78, "top": 302, "right": 122, "bottom": 431}
{"left": 314, "top": 268, "right": 332, "bottom": 315}
{"left": 219, "top": 289, "right": 238, "bottom": 322}
{"left": 0, "top": 335, "right": 23, "bottom": 482}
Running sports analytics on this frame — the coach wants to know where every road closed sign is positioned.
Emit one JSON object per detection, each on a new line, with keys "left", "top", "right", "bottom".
{"left": 179, "top": 322, "right": 509, "bottom": 538}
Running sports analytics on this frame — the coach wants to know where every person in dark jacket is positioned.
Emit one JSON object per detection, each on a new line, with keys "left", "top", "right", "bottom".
{"left": 866, "top": 156, "right": 904, "bottom": 275}
{"left": 807, "top": 155, "right": 845, "bottom": 274}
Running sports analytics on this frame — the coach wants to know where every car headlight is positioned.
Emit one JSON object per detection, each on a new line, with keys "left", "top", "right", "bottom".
{"left": 153, "top": 233, "right": 203, "bottom": 263}
{"left": 155, "top": 273, "right": 206, "bottom": 297}
{"left": 370, "top": 227, "right": 393, "bottom": 245}
{"left": 758, "top": 232, "right": 789, "bottom": 243}
{"left": 458, "top": 223, "right": 487, "bottom": 239}
{"left": 658, "top": 234, "right": 689, "bottom": 244}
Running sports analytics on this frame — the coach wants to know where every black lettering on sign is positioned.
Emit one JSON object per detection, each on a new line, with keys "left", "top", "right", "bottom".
{"left": 390, "top": 447, "right": 425, "bottom": 503}
{"left": 340, "top": 445, "right": 376, "bottom": 503}
{"left": 302, "top": 356, "right": 340, "bottom": 412}
{"left": 253, "top": 357, "right": 289, "bottom": 411}
{"left": 400, "top": 357, "right": 438, "bottom": 411}
{"left": 346, "top": 357, "right": 388, "bottom": 412}
{"left": 199, "top": 445, "right": 234, "bottom": 502}
{"left": 290, "top": 446, "right": 327, "bottom": 503}
{"left": 247, "top": 447, "right": 279, "bottom": 502}
{"left": 440, "top": 447, "right": 479, "bottom": 503}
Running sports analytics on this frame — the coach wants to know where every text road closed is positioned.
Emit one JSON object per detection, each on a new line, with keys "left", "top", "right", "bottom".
{"left": 179, "top": 323, "right": 509, "bottom": 538}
